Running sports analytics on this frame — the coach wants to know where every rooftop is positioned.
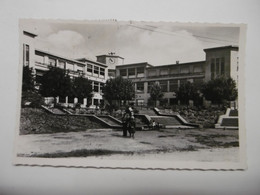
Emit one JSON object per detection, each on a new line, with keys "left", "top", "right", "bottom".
{"left": 36, "top": 49, "right": 107, "bottom": 67}
{"left": 96, "top": 54, "right": 124, "bottom": 60}
{"left": 116, "top": 62, "right": 153, "bottom": 68}
{"left": 204, "top": 45, "right": 239, "bottom": 52}
{"left": 23, "top": 31, "right": 37, "bottom": 38}
{"left": 147, "top": 61, "right": 205, "bottom": 69}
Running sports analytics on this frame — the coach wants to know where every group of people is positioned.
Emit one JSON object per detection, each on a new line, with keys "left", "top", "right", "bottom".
{"left": 150, "top": 120, "right": 161, "bottom": 130}
{"left": 122, "top": 105, "right": 136, "bottom": 138}
{"left": 121, "top": 104, "right": 162, "bottom": 138}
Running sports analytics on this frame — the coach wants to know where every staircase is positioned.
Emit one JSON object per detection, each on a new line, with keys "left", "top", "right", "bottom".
{"left": 215, "top": 108, "right": 239, "bottom": 130}
{"left": 138, "top": 109, "right": 157, "bottom": 116}
{"left": 221, "top": 118, "right": 239, "bottom": 127}
{"left": 97, "top": 115, "right": 122, "bottom": 129}
{"left": 229, "top": 109, "right": 238, "bottom": 116}
{"left": 150, "top": 116, "right": 182, "bottom": 127}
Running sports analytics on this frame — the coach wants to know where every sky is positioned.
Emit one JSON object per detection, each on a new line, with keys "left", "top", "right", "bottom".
{"left": 20, "top": 19, "right": 240, "bottom": 65}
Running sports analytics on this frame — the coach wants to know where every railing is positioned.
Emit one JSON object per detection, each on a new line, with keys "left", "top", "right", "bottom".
{"left": 147, "top": 72, "right": 205, "bottom": 78}
{"left": 35, "top": 61, "right": 50, "bottom": 68}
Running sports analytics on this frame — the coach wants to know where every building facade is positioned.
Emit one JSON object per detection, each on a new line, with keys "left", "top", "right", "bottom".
{"left": 21, "top": 31, "right": 108, "bottom": 107}
{"left": 115, "top": 46, "right": 239, "bottom": 106}
{"left": 21, "top": 30, "right": 239, "bottom": 107}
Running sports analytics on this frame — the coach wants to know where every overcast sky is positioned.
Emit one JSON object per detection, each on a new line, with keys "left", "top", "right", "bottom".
{"left": 21, "top": 19, "right": 240, "bottom": 65}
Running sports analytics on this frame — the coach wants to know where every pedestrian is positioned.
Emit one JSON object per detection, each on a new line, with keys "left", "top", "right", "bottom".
{"left": 152, "top": 120, "right": 156, "bottom": 129}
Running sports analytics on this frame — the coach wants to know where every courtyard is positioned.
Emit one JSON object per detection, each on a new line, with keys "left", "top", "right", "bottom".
{"left": 16, "top": 127, "right": 239, "bottom": 162}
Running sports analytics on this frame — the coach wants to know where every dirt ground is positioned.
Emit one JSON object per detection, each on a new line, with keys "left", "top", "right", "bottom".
{"left": 16, "top": 128, "right": 239, "bottom": 162}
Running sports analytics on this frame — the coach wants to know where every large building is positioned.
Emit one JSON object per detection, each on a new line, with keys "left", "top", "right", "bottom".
{"left": 21, "top": 30, "right": 108, "bottom": 107}
{"left": 20, "top": 30, "right": 239, "bottom": 107}
{"left": 115, "top": 46, "right": 239, "bottom": 106}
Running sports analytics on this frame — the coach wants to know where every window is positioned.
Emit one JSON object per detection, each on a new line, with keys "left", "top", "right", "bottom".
{"left": 170, "top": 67, "right": 179, "bottom": 74}
{"left": 137, "top": 67, "right": 144, "bottom": 74}
{"left": 147, "top": 69, "right": 156, "bottom": 77}
{"left": 193, "top": 65, "right": 203, "bottom": 73}
{"left": 160, "top": 69, "right": 168, "bottom": 76}
{"left": 120, "top": 69, "right": 127, "bottom": 76}
{"left": 35, "top": 54, "right": 44, "bottom": 64}
{"left": 49, "top": 58, "right": 56, "bottom": 66}
{"left": 137, "top": 99, "right": 144, "bottom": 106}
{"left": 136, "top": 82, "right": 144, "bottom": 93}
{"left": 211, "top": 58, "right": 215, "bottom": 79}
{"left": 67, "top": 63, "right": 74, "bottom": 71}
{"left": 137, "top": 67, "right": 144, "bottom": 77}
{"left": 100, "top": 67, "right": 105, "bottom": 77}
{"left": 108, "top": 69, "right": 116, "bottom": 77}
{"left": 216, "top": 58, "right": 220, "bottom": 76}
{"left": 128, "top": 68, "right": 135, "bottom": 77}
{"left": 221, "top": 57, "right": 225, "bottom": 75}
{"left": 78, "top": 98, "right": 84, "bottom": 104}
{"left": 94, "top": 66, "right": 99, "bottom": 75}
{"left": 94, "top": 99, "right": 99, "bottom": 106}
{"left": 100, "top": 83, "right": 104, "bottom": 93}
{"left": 94, "top": 82, "right": 99, "bottom": 92}
{"left": 59, "top": 61, "right": 65, "bottom": 69}
{"left": 180, "top": 66, "right": 189, "bottom": 74}
{"left": 160, "top": 80, "right": 168, "bottom": 92}
{"left": 77, "top": 65, "right": 84, "bottom": 74}
{"left": 59, "top": 96, "right": 66, "bottom": 103}
{"left": 169, "top": 80, "right": 178, "bottom": 92}
{"left": 87, "top": 64, "right": 93, "bottom": 74}
{"left": 68, "top": 96, "right": 74, "bottom": 103}
{"left": 23, "top": 44, "right": 30, "bottom": 66}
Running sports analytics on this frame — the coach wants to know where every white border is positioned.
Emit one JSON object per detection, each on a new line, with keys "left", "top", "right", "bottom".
{"left": 13, "top": 21, "right": 247, "bottom": 170}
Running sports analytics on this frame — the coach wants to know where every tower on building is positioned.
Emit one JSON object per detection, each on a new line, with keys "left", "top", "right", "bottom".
{"left": 96, "top": 52, "right": 124, "bottom": 78}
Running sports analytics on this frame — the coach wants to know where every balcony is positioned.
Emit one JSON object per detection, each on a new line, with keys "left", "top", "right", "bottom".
{"left": 147, "top": 72, "right": 205, "bottom": 79}
{"left": 35, "top": 61, "right": 50, "bottom": 69}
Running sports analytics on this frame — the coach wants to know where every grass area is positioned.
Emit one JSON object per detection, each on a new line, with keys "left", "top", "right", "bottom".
{"left": 26, "top": 149, "right": 134, "bottom": 158}
{"left": 19, "top": 108, "right": 107, "bottom": 135}
{"left": 16, "top": 127, "right": 239, "bottom": 159}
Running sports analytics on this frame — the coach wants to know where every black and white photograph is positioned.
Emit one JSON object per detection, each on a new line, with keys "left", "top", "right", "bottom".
{"left": 14, "top": 19, "right": 247, "bottom": 169}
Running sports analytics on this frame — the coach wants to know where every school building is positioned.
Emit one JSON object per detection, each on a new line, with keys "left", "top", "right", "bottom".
{"left": 114, "top": 46, "right": 239, "bottom": 106}
{"left": 20, "top": 30, "right": 239, "bottom": 107}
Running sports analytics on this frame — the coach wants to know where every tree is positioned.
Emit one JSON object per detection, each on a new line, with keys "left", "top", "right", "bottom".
{"left": 103, "top": 77, "right": 135, "bottom": 106}
{"left": 149, "top": 82, "right": 163, "bottom": 107}
{"left": 176, "top": 81, "right": 201, "bottom": 105}
{"left": 22, "top": 66, "right": 35, "bottom": 91}
{"left": 202, "top": 76, "right": 238, "bottom": 105}
{"left": 21, "top": 66, "right": 44, "bottom": 108}
{"left": 72, "top": 76, "right": 93, "bottom": 104}
{"left": 121, "top": 79, "right": 135, "bottom": 104}
{"left": 39, "top": 66, "right": 72, "bottom": 99}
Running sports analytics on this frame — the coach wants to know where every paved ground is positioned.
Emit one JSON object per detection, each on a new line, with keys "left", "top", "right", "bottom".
{"left": 15, "top": 128, "right": 239, "bottom": 162}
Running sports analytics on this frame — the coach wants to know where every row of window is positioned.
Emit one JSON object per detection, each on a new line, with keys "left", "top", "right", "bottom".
{"left": 87, "top": 64, "right": 105, "bottom": 77}
{"left": 35, "top": 54, "right": 106, "bottom": 78}
{"left": 135, "top": 79, "right": 203, "bottom": 93}
{"left": 119, "top": 67, "right": 145, "bottom": 77}
{"left": 92, "top": 82, "right": 104, "bottom": 93}
{"left": 210, "top": 57, "right": 225, "bottom": 79}
{"left": 23, "top": 44, "right": 30, "bottom": 66}
{"left": 118, "top": 65, "right": 203, "bottom": 78}
{"left": 147, "top": 65, "right": 203, "bottom": 77}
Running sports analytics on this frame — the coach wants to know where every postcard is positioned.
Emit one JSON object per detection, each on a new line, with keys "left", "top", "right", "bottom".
{"left": 14, "top": 19, "right": 247, "bottom": 170}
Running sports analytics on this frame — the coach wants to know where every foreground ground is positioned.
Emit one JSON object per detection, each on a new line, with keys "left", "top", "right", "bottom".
{"left": 16, "top": 128, "right": 239, "bottom": 162}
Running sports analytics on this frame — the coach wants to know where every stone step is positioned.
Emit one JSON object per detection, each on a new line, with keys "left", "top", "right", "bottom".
{"left": 221, "top": 118, "right": 238, "bottom": 127}
{"left": 150, "top": 116, "right": 182, "bottom": 126}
